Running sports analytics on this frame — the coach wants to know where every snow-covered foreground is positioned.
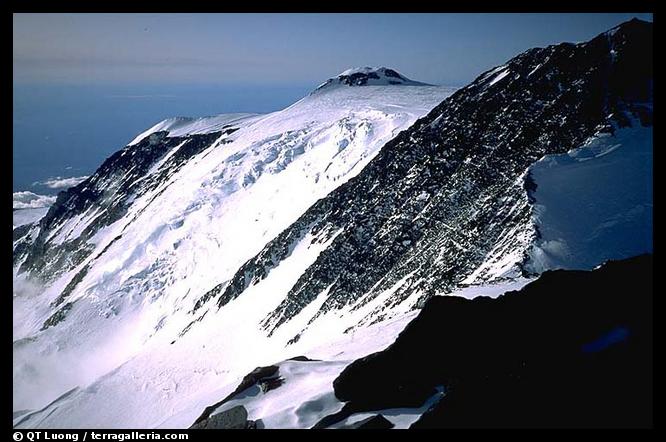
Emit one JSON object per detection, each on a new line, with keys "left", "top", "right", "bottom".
{"left": 193, "top": 277, "right": 534, "bottom": 430}
{"left": 14, "top": 277, "right": 529, "bottom": 429}
{"left": 13, "top": 77, "right": 455, "bottom": 426}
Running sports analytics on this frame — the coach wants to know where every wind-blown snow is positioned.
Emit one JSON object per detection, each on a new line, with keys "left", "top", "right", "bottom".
{"left": 526, "top": 117, "right": 653, "bottom": 272}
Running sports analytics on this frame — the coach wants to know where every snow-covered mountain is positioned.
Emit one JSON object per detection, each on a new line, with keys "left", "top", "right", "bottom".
{"left": 13, "top": 18, "right": 652, "bottom": 429}
{"left": 312, "top": 67, "right": 430, "bottom": 92}
{"left": 13, "top": 71, "right": 455, "bottom": 426}
{"left": 198, "top": 18, "right": 652, "bottom": 341}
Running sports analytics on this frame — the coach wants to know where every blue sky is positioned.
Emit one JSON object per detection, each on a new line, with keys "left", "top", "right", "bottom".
{"left": 14, "top": 13, "right": 653, "bottom": 88}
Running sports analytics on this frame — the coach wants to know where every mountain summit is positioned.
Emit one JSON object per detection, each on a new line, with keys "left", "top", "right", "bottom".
{"left": 312, "top": 67, "right": 430, "bottom": 93}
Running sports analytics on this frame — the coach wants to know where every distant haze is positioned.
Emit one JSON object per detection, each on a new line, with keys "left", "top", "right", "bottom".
{"left": 14, "top": 13, "right": 653, "bottom": 87}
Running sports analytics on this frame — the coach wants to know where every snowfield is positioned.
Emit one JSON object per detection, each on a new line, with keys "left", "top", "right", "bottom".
{"left": 13, "top": 278, "right": 530, "bottom": 429}
{"left": 527, "top": 116, "right": 653, "bottom": 272}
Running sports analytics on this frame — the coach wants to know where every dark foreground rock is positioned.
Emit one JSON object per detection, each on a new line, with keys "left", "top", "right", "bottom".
{"left": 326, "top": 254, "right": 653, "bottom": 428}
{"left": 341, "top": 414, "right": 395, "bottom": 429}
{"left": 190, "top": 405, "right": 263, "bottom": 429}
{"left": 191, "top": 365, "right": 282, "bottom": 428}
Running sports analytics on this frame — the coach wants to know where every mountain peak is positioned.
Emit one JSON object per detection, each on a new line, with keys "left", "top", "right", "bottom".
{"left": 604, "top": 17, "right": 652, "bottom": 35}
{"left": 312, "top": 66, "right": 430, "bottom": 93}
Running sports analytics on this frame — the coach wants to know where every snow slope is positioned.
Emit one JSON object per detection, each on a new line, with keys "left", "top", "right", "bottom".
{"left": 527, "top": 115, "right": 653, "bottom": 272}
{"left": 13, "top": 278, "right": 528, "bottom": 429}
{"left": 128, "top": 113, "right": 259, "bottom": 146}
{"left": 13, "top": 76, "right": 455, "bottom": 424}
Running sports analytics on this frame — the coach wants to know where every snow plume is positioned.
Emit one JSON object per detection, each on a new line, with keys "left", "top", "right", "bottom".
{"left": 13, "top": 191, "right": 56, "bottom": 209}
{"left": 36, "top": 176, "right": 89, "bottom": 190}
{"left": 12, "top": 275, "right": 62, "bottom": 411}
{"left": 13, "top": 280, "right": 148, "bottom": 414}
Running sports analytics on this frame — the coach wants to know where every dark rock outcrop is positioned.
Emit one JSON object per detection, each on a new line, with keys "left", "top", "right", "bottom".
{"left": 191, "top": 365, "right": 282, "bottom": 428}
{"left": 326, "top": 254, "right": 653, "bottom": 428}
{"left": 339, "top": 414, "right": 395, "bottom": 429}
{"left": 190, "top": 405, "right": 262, "bottom": 429}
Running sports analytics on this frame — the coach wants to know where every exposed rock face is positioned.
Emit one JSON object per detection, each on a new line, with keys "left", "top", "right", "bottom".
{"left": 190, "top": 405, "right": 262, "bottom": 429}
{"left": 191, "top": 365, "right": 281, "bottom": 427}
{"left": 327, "top": 254, "right": 653, "bottom": 428}
{"left": 205, "top": 19, "right": 653, "bottom": 340}
{"left": 339, "top": 414, "right": 395, "bottom": 429}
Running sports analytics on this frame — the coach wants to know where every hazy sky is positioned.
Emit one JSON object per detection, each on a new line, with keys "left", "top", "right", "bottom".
{"left": 14, "top": 13, "right": 653, "bottom": 88}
